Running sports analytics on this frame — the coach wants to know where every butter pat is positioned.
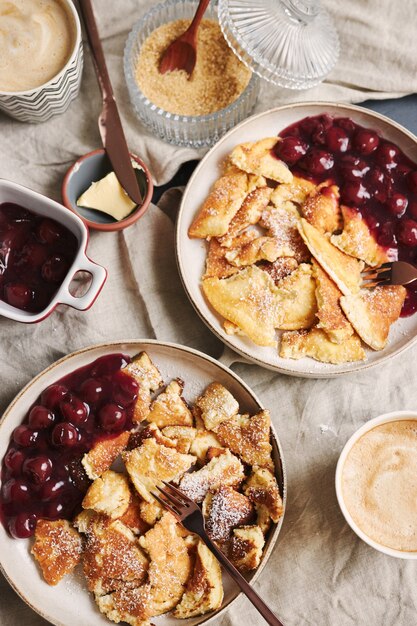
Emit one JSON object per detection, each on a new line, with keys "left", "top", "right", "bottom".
{"left": 77, "top": 172, "right": 137, "bottom": 221}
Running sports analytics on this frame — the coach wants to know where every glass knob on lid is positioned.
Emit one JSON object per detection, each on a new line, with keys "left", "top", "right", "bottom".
{"left": 218, "top": 0, "right": 339, "bottom": 89}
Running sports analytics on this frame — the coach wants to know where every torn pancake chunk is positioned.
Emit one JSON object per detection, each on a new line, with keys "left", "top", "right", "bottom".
{"left": 203, "top": 265, "right": 281, "bottom": 347}
{"left": 280, "top": 327, "right": 366, "bottom": 364}
{"left": 298, "top": 218, "right": 363, "bottom": 295}
{"left": 123, "top": 352, "right": 163, "bottom": 423}
{"left": 312, "top": 259, "right": 354, "bottom": 344}
{"left": 340, "top": 285, "right": 406, "bottom": 350}
{"left": 82, "top": 470, "right": 131, "bottom": 520}
{"left": 173, "top": 540, "right": 223, "bottom": 619}
{"left": 195, "top": 382, "right": 239, "bottom": 432}
{"left": 188, "top": 166, "right": 249, "bottom": 238}
{"left": 31, "top": 519, "right": 82, "bottom": 586}
{"left": 147, "top": 379, "right": 193, "bottom": 428}
{"left": 230, "top": 138, "right": 293, "bottom": 183}
{"left": 331, "top": 205, "right": 390, "bottom": 267}
{"left": 123, "top": 438, "right": 196, "bottom": 502}
{"left": 179, "top": 449, "right": 244, "bottom": 503}
{"left": 216, "top": 410, "right": 274, "bottom": 471}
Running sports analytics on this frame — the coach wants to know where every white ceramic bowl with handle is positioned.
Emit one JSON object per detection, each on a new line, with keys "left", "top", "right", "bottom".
{"left": 0, "top": 179, "right": 107, "bottom": 323}
{"left": 335, "top": 410, "right": 417, "bottom": 559}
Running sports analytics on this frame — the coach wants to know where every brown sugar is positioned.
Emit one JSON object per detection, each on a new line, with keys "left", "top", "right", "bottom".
{"left": 135, "top": 19, "right": 252, "bottom": 116}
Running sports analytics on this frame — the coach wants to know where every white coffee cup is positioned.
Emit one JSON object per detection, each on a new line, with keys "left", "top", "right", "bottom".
{"left": 0, "top": 0, "right": 83, "bottom": 123}
{"left": 335, "top": 410, "right": 417, "bottom": 559}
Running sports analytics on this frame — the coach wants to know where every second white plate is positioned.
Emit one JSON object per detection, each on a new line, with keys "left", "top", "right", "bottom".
{"left": 176, "top": 102, "right": 417, "bottom": 378}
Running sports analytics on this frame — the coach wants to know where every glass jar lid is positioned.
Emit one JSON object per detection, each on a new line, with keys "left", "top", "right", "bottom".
{"left": 218, "top": 0, "right": 340, "bottom": 89}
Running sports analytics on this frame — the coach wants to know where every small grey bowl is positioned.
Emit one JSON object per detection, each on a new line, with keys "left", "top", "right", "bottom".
{"left": 62, "top": 149, "right": 153, "bottom": 232}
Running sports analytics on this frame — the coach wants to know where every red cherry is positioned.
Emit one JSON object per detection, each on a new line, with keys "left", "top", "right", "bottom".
{"left": 36, "top": 219, "right": 63, "bottom": 244}
{"left": 300, "top": 115, "right": 332, "bottom": 139}
{"left": 377, "top": 223, "right": 397, "bottom": 247}
{"left": 4, "top": 283, "right": 33, "bottom": 309}
{"left": 91, "top": 354, "right": 129, "bottom": 377}
{"left": 299, "top": 148, "right": 334, "bottom": 175}
{"left": 41, "top": 255, "right": 69, "bottom": 283}
{"left": 41, "top": 384, "right": 68, "bottom": 409}
{"left": 387, "top": 194, "right": 408, "bottom": 217}
{"left": 98, "top": 403, "right": 126, "bottom": 432}
{"left": 4, "top": 448, "right": 25, "bottom": 475}
{"left": 8, "top": 512, "right": 37, "bottom": 538}
{"left": 16, "top": 242, "right": 48, "bottom": 268}
{"left": 340, "top": 156, "right": 369, "bottom": 181}
{"left": 40, "top": 478, "right": 67, "bottom": 501}
{"left": 52, "top": 423, "right": 78, "bottom": 446}
{"left": 60, "top": 393, "right": 89, "bottom": 424}
{"left": 79, "top": 378, "right": 106, "bottom": 406}
{"left": 28, "top": 405, "right": 56, "bottom": 429}
{"left": 112, "top": 372, "right": 139, "bottom": 407}
{"left": 397, "top": 219, "right": 417, "bottom": 246}
{"left": 336, "top": 118, "right": 356, "bottom": 135}
{"left": 376, "top": 142, "right": 401, "bottom": 168}
{"left": 325, "top": 126, "right": 350, "bottom": 152}
{"left": 353, "top": 129, "right": 379, "bottom": 155}
{"left": 274, "top": 136, "right": 308, "bottom": 165}
{"left": 2, "top": 478, "right": 31, "bottom": 503}
{"left": 407, "top": 171, "right": 417, "bottom": 193}
{"left": 13, "top": 425, "right": 39, "bottom": 448}
{"left": 23, "top": 455, "right": 53, "bottom": 484}
{"left": 44, "top": 500, "right": 65, "bottom": 520}
{"left": 341, "top": 181, "right": 370, "bottom": 206}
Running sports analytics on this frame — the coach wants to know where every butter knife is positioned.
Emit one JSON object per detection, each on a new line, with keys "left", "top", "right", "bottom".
{"left": 78, "top": 0, "right": 143, "bottom": 206}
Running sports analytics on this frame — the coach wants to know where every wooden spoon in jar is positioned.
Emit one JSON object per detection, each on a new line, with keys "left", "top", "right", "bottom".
{"left": 159, "top": 0, "right": 211, "bottom": 77}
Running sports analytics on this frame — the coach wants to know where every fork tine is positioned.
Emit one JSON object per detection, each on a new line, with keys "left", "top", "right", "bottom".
{"left": 362, "top": 278, "right": 391, "bottom": 289}
{"left": 156, "top": 483, "right": 187, "bottom": 509}
{"left": 151, "top": 490, "right": 181, "bottom": 519}
{"left": 361, "top": 266, "right": 391, "bottom": 278}
{"left": 161, "top": 481, "right": 192, "bottom": 506}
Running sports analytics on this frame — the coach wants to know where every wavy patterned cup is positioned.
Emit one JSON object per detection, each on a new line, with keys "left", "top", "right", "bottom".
{"left": 0, "top": 0, "right": 83, "bottom": 124}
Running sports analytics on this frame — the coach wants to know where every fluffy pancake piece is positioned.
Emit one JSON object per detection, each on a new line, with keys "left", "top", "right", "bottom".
{"left": 229, "top": 525, "right": 265, "bottom": 572}
{"left": 225, "top": 236, "right": 282, "bottom": 267}
{"left": 203, "top": 265, "right": 281, "bottom": 347}
{"left": 270, "top": 176, "right": 316, "bottom": 208}
{"left": 260, "top": 257, "right": 299, "bottom": 284}
{"left": 218, "top": 186, "right": 271, "bottom": 247}
{"left": 147, "top": 379, "right": 193, "bottom": 428}
{"left": 230, "top": 138, "right": 293, "bottom": 183}
{"left": 331, "top": 205, "right": 390, "bottom": 267}
{"left": 203, "top": 486, "right": 254, "bottom": 541}
{"left": 216, "top": 410, "right": 274, "bottom": 471}
{"left": 244, "top": 468, "right": 284, "bottom": 527}
{"left": 300, "top": 184, "right": 341, "bottom": 234}
{"left": 312, "top": 260, "right": 354, "bottom": 344}
{"left": 340, "top": 285, "right": 406, "bottom": 350}
{"left": 31, "top": 519, "right": 82, "bottom": 586}
{"left": 123, "top": 352, "right": 163, "bottom": 423}
{"left": 204, "top": 233, "right": 254, "bottom": 279}
{"left": 96, "top": 585, "right": 152, "bottom": 626}
{"left": 195, "top": 382, "right": 239, "bottom": 431}
{"left": 139, "top": 512, "right": 191, "bottom": 615}
{"left": 161, "top": 425, "right": 197, "bottom": 453}
{"left": 82, "top": 470, "right": 131, "bottom": 519}
{"left": 260, "top": 202, "right": 310, "bottom": 263}
{"left": 188, "top": 166, "right": 249, "bottom": 238}
{"left": 82, "top": 516, "right": 149, "bottom": 596}
{"left": 275, "top": 263, "right": 317, "bottom": 330}
{"left": 179, "top": 449, "right": 245, "bottom": 503}
{"left": 173, "top": 540, "right": 223, "bottom": 619}
{"left": 123, "top": 439, "right": 196, "bottom": 502}
{"left": 299, "top": 218, "right": 363, "bottom": 295}
{"left": 280, "top": 327, "right": 366, "bottom": 364}
{"left": 82, "top": 431, "right": 130, "bottom": 480}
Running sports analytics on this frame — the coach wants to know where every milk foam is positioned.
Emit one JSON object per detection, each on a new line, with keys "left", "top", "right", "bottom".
{"left": 342, "top": 420, "right": 417, "bottom": 552}
{"left": 0, "top": 0, "right": 75, "bottom": 92}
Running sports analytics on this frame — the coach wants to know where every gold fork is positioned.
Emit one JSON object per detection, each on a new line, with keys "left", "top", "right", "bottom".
{"left": 361, "top": 261, "right": 417, "bottom": 288}
{"left": 152, "top": 481, "right": 285, "bottom": 626}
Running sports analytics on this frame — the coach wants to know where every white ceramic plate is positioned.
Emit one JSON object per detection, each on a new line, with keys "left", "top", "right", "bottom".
{"left": 176, "top": 102, "right": 417, "bottom": 378}
{"left": 0, "top": 340, "right": 286, "bottom": 626}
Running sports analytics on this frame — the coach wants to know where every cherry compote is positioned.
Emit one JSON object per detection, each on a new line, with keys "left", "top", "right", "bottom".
{"left": 0, "top": 203, "right": 78, "bottom": 312}
{"left": 276, "top": 114, "right": 417, "bottom": 316}
{"left": 0, "top": 353, "right": 135, "bottom": 538}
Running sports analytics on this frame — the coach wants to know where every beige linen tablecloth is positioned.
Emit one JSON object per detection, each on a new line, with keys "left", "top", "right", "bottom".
{"left": 1, "top": 1, "right": 417, "bottom": 625}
